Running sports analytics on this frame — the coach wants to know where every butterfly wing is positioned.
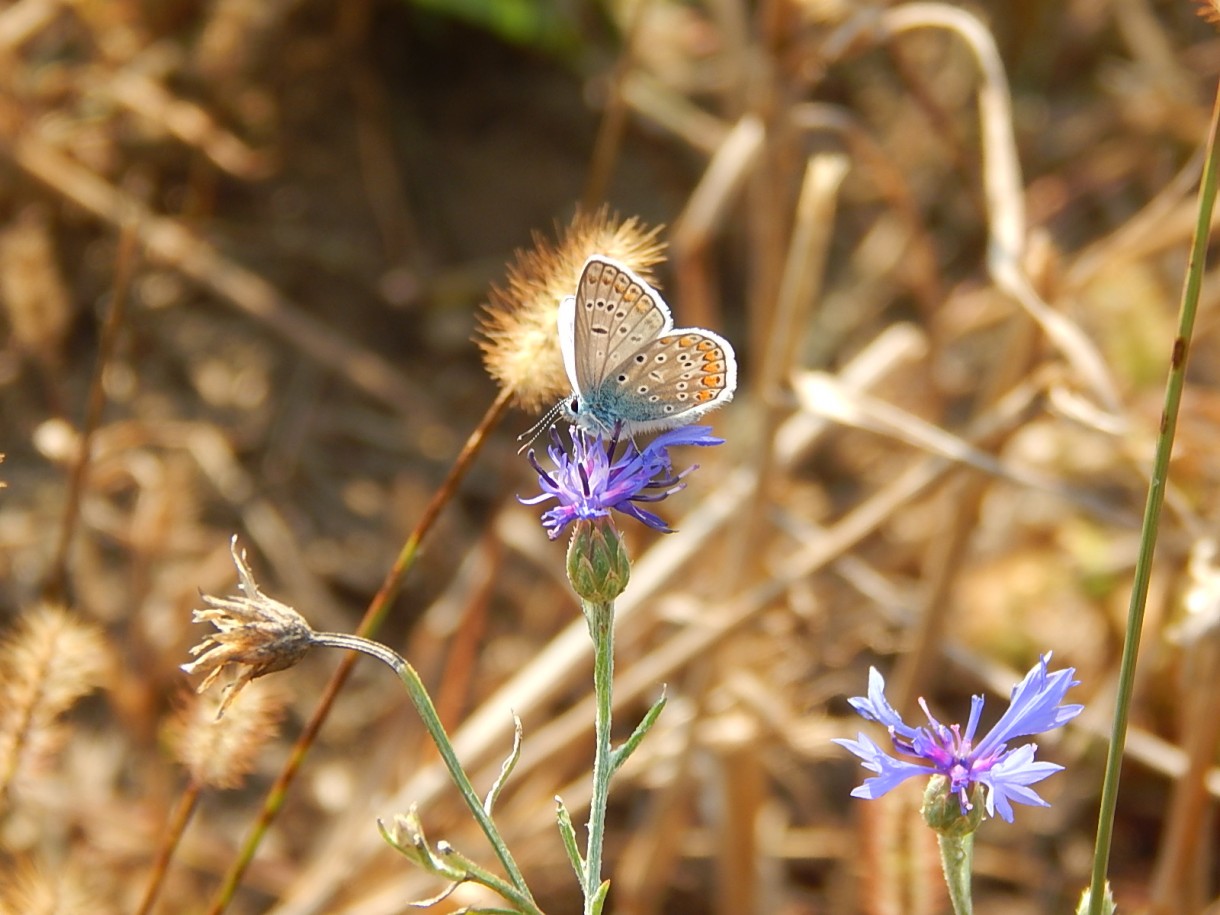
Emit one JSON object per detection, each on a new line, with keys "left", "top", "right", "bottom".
{"left": 557, "top": 294, "right": 580, "bottom": 396}
{"left": 570, "top": 256, "right": 672, "bottom": 393}
{"left": 603, "top": 326, "right": 737, "bottom": 432}
{"left": 560, "top": 255, "right": 736, "bottom": 434}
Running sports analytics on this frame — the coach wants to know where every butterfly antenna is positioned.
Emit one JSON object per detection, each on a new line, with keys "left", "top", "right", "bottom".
{"left": 517, "top": 400, "right": 565, "bottom": 454}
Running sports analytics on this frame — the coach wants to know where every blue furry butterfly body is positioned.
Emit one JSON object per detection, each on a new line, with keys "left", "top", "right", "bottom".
{"left": 558, "top": 256, "right": 737, "bottom": 435}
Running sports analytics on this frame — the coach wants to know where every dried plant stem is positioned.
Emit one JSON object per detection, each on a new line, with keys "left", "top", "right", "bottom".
{"left": 134, "top": 781, "right": 201, "bottom": 915}
{"left": 582, "top": 1, "right": 648, "bottom": 210}
{"left": 103, "top": 63, "right": 273, "bottom": 180}
{"left": 739, "top": 154, "right": 848, "bottom": 579}
{"left": 0, "top": 119, "right": 427, "bottom": 416}
{"left": 44, "top": 225, "right": 138, "bottom": 603}
{"left": 1148, "top": 633, "right": 1220, "bottom": 910}
{"left": 876, "top": 3, "right": 1121, "bottom": 421}
{"left": 1085, "top": 80, "right": 1220, "bottom": 915}
{"left": 205, "top": 387, "right": 513, "bottom": 915}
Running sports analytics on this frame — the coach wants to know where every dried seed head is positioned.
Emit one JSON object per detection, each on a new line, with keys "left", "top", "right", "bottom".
{"left": 181, "top": 537, "right": 314, "bottom": 717}
{"left": 166, "top": 682, "right": 287, "bottom": 789}
{"left": 477, "top": 207, "right": 666, "bottom": 410}
{"left": 0, "top": 605, "right": 110, "bottom": 801}
{"left": 0, "top": 856, "right": 113, "bottom": 915}
{"left": 0, "top": 206, "right": 73, "bottom": 368}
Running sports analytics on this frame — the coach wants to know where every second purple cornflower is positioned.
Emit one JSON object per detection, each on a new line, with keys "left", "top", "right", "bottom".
{"left": 835, "top": 653, "right": 1083, "bottom": 824}
{"left": 521, "top": 424, "right": 722, "bottom": 540}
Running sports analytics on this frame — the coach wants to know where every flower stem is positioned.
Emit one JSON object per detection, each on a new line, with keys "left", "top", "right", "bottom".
{"left": 937, "top": 832, "right": 974, "bottom": 915}
{"left": 582, "top": 599, "right": 616, "bottom": 914}
{"left": 204, "top": 389, "right": 511, "bottom": 915}
{"left": 1085, "top": 78, "right": 1220, "bottom": 915}
{"left": 310, "top": 630, "right": 541, "bottom": 914}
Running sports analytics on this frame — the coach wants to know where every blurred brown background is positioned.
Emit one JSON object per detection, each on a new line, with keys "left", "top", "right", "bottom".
{"left": 2, "top": 0, "right": 1219, "bottom": 912}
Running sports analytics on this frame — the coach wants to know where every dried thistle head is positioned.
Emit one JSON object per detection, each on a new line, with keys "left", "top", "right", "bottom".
{"left": 165, "top": 682, "right": 287, "bottom": 789}
{"left": 181, "top": 537, "right": 314, "bottom": 717}
{"left": 0, "top": 605, "right": 110, "bottom": 802}
{"left": 478, "top": 207, "right": 666, "bottom": 411}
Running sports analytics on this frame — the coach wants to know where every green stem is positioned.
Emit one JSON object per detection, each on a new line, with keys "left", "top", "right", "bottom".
{"left": 937, "top": 832, "right": 974, "bottom": 915}
{"left": 1085, "top": 79, "right": 1220, "bottom": 915}
{"left": 207, "top": 390, "right": 511, "bottom": 915}
{"left": 311, "top": 631, "right": 541, "bottom": 915}
{"left": 582, "top": 599, "right": 615, "bottom": 914}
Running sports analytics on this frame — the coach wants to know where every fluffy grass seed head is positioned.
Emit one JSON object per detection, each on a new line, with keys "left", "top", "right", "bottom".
{"left": 166, "top": 683, "right": 287, "bottom": 789}
{"left": 0, "top": 604, "right": 110, "bottom": 801}
{"left": 181, "top": 536, "right": 314, "bottom": 717}
{"left": 0, "top": 856, "right": 114, "bottom": 915}
{"left": 478, "top": 207, "right": 666, "bottom": 410}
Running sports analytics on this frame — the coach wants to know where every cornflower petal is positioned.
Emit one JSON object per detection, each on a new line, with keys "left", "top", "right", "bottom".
{"left": 848, "top": 667, "right": 920, "bottom": 740}
{"left": 979, "top": 744, "right": 1062, "bottom": 823}
{"left": 521, "top": 425, "right": 722, "bottom": 539}
{"left": 838, "top": 654, "right": 1082, "bottom": 824}
{"left": 973, "top": 653, "right": 1084, "bottom": 757}
{"left": 833, "top": 732, "right": 938, "bottom": 799}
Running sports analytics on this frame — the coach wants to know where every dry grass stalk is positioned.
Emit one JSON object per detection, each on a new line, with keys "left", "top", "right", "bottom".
{"left": 134, "top": 685, "right": 288, "bottom": 915}
{"left": 0, "top": 605, "right": 109, "bottom": 808}
{"left": 104, "top": 63, "right": 274, "bottom": 180}
{"left": 0, "top": 120, "right": 428, "bottom": 416}
{"left": 877, "top": 4, "right": 1123, "bottom": 427}
{"left": 859, "top": 785, "right": 944, "bottom": 914}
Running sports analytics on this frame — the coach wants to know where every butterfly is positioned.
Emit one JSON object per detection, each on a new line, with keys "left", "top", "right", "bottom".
{"left": 557, "top": 255, "right": 737, "bottom": 436}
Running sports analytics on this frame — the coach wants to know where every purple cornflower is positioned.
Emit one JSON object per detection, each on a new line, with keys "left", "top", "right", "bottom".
{"left": 521, "top": 425, "right": 722, "bottom": 540}
{"left": 835, "top": 653, "right": 1083, "bottom": 823}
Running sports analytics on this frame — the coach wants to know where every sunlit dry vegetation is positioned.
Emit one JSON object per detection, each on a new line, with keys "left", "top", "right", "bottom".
{"left": 1, "top": 0, "right": 1219, "bottom": 912}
